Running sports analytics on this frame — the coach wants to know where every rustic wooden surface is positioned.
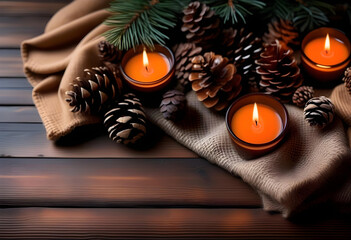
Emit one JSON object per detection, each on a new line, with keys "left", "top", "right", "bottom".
{"left": 0, "top": 1, "right": 350, "bottom": 239}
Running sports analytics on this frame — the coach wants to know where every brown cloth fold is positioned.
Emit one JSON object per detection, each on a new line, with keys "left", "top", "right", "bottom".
{"left": 22, "top": 0, "right": 351, "bottom": 217}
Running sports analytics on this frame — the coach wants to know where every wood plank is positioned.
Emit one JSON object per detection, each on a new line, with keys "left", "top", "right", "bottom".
{"left": 0, "top": 158, "right": 260, "bottom": 207}
{"left": 0, "top": 1, "right": 71, "bottom": 17}
{"left": 0, "top": 89, "right": 33, "bottom": 105}
{"left": 0, "top": 123, "right": 197, "bottom": 158}
{"left": 0, "top": 16, "right": 50, "bottom": 48}
{"left": 0, "top": 78, "right": 31, "bottom": 88}
{"left": 0, "top": 49, "right": 24, "bottom": 77}
{"left": 0, "top": 78, "right": 33, "bottom": 106}
{"left": 0, "top": 208, "right": 350, "bottom": 239}
{"left": 0, "top": 107, "right": 40, "bottom": 122}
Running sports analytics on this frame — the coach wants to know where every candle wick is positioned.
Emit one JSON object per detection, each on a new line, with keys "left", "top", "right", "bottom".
{"left": 255, "top": 120, "right": 258, "bottom": 126}
{"left": 145, "top": 65, "right": 149, "bottom": 72}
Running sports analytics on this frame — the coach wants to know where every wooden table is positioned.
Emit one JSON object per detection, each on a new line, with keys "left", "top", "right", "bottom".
{"left": 0, "top": 1, "right": 350, "bottom": 239}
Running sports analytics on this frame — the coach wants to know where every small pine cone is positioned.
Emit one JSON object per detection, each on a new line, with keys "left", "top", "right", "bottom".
{"left": 189, "top": 52, "right": 242, "bottom": 111}
{"left": 181, "top": 1, "right": 220, "bottom": 48}
{"left": 221, "top": 27, "right": 263, "bottom": 91}
{"left": 104, "top": 93, "right": 147, "bottom": 145}
{"left": 292, "top": 86, "right": 314, "bottom": 108}
{"left": 160, "top": 90, "right": 186, "bottom": 121}
{"left": 173, "top": 43, "right": 203, "bottom": 92}
{"left": 65, "top": 66, "right": 123, "bottom": 114}
{"left": 256, "top": 40, "right": 303, "bottom": 103}
{"left": 263, "top": 19, "right": 299, "bottom": 49}
{"left": 342, "top": 67, "right": 351, "bottom": 95}
{"left": 304, "top": 96, "right": 335, "bottom": 129}
{"left": 98, "top": 41, "right": 122, "bottom": 64}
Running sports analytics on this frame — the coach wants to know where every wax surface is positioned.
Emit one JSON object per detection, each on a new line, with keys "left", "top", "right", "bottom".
{"left": 231, "top": 103, "right": 283, "bottom": 144}
{"left": 304, "top": 37, "right": 349, "bottom": 65}
{"left": 125, "top": 52, "right": 170, "bottom": 82}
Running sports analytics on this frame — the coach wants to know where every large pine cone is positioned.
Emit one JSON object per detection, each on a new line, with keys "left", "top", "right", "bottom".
{"left": 173, "top": 43, "right": 202, "bottom": 92}
{"left": 263, "top": 19, "right": 299, "bottom": 50}
{"left": 256, "top": 40, "right": 303, "bottom": 103}
{"left": 160, "top": 90, "right": 186, "bottom": 121}
{"left": 181, "top": 1, "right": 220, "bottom": 48}
{"left": 189, "top": 52, "right": 242, "bottom": 111}
{"left": 292, "top": 86, "right": 314, "bottom": 108}
{"left": 65, "top": 66, "right": 123, "bottom": 114}
{"left": 104, "top": 93, "right": 147, "bottom": 145}
{"left": 342, "top": 67, "right": 351, "bottom": 95}
{"left": 98, "top": 41, "right": 122, "bottom": 64}
{"left": 304, "top": 96, "right": 335, "bottom": 129}
{"left": 221, "top": 27, "right": 263, "bottom": 91}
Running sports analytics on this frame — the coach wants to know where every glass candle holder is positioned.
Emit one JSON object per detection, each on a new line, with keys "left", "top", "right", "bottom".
{"left": 226, "top": 93, "right": 289, "bottom": 156}
{"left": 301, "top": 27, "right": 351, "bottom": 82}
{"left": 120, "top": 44, "right": 175, "bottom": 92}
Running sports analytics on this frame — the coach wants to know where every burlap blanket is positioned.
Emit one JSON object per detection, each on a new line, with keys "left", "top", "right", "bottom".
{"left": 22, "top": 0, "right": 351, "bottom": 218}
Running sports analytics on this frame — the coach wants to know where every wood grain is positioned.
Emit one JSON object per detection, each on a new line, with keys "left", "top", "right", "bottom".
{"left": 0, "top": 89, "right": 33, "bottom": 105}
{"left": 0, "top": 49, "right": 24, "bottom": 77}
{"left": 0, "top": 123, "right": 197, "bottom": 158}
{"left": 0, "top": 79, "right": 33, "bottom": 106}
{"left": 0, "top": 208, "right": 350, "bottom": 239}
{"left": 0, "top": 0, "right": 71, "bottom": 16}
{"left": 0, "top": 158, "right": 260, "bottom": 207}
{"left": 0, "top": 17, "right": 50, "bottom": 47}
{"left": 0, "top": 78, "right": 31, "bottom": 88}
{"left": 0, "top": 107, "right": 40, "bottom": 122}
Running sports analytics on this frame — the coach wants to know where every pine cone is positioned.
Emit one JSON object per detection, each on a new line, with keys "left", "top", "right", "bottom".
{"left": 104, "top": 93, "right": 147, "bottom": 145}
{"left": 173, "top": 43, "right": 203, "bottom": 92}
{"left": 65, "top": 66, "right": 123, "bottom": 114}
{"left": 221, "top": 27, "right": 263, "bottom": 91}
{"left": 189, "top": 52, "right": 242, "bottom": 111}
{"left": 98, "top": 41, "right": 122, "bottom": 64}
{"left": 342, "top": 67, "right": 351, "bottom": 95}
{"left": 304, "top": 96, "right": 335, "bottom": 129}
{"left": 160, "top": 90, "right": 186, "bottom": 121}
{"left": 292, "top": 86, "right": 314, "bottom": 108}
{"left": 263, "top": 19, "right": 299, "bottom": 49}
{"left": 256, "top": 40, "right": 303, "bottom": 103}
{"left": 181, "top": 1, "right": 220, "bottom": 48}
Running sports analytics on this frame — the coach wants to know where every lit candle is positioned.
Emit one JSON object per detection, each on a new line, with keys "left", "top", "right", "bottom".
{"left": 231, "top": 103, "right": 283, "bottom": 144}
{"left": 120, "top": 45, "right": 175, "bottom": 92}
{"left": 226, "top": 94, "right": 288, "bottom": 155}
{"left": 301, "top": 27, "right": 351, "bottom": 82}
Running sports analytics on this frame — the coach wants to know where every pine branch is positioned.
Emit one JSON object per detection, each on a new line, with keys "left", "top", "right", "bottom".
{"left": 262, "top": 0, "right": 295, "bottom": 21}
{"left": 103, "top": 0, "right": 188, "bottom": 51}
{"left": 204, "top": 0, "right": 265, "bottom": 24}
{"left": 264, "top": 0, "right": 335, "bottom": 32}
{"left": 293, "top": 0, "right": 335, "bottom": 32}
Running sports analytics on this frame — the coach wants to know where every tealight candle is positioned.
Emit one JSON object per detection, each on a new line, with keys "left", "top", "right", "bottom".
{"left": 226, "top": 94, "right": 288, "bottom": 156}
{"left": 301, "top": 27, "right": 351, "bottom": 82}
{"left": 231, "top": 103, "right": 283, "bottom": 144}
{"left": 120, "top": 45, "right": 175, "bottom": 92}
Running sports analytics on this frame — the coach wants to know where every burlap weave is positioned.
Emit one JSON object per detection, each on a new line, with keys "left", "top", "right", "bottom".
{"left": 22, "top": 0, "right": 351, "bottom": 217}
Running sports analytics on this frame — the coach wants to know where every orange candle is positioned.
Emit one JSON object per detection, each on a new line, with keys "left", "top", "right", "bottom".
{"left": 231, "top": 103, "right": 283, "bottom": 144}
{"left": 120, "top": 45, "right": 175, "bottom": 92}
{"left": 226, "top": 93, "right": 288, "bottom": 156}
{"left": 124, "top": 50, "right": 170, "bottom": 82}
{"left": 304, "top": 34, "right": 349, "bottom": 66}
{"left": 301, "top": 28, "right": 351, "bottom": 82}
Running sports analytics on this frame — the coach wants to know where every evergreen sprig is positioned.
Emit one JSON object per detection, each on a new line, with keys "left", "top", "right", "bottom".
{"left": 293, "top": 0, "right": 335, "bottom": 32}
{"left": 264, "top": 0, "right": 335, "bottom": 32}
{"left": 103, "top": 0, "right": 188, "bottom": 51}
{"left": 204, "top": 0, "right": 265, "bottom": 24}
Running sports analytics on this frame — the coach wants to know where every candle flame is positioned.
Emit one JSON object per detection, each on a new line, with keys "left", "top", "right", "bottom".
{"left": 324, "top": 33, "right": 330, "bottom": 54}
{"left": 143, "top": 48, "right": 149, "bottom": 71}
{"left": 253, "top": 103, "right": 259, "bottom": 126}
